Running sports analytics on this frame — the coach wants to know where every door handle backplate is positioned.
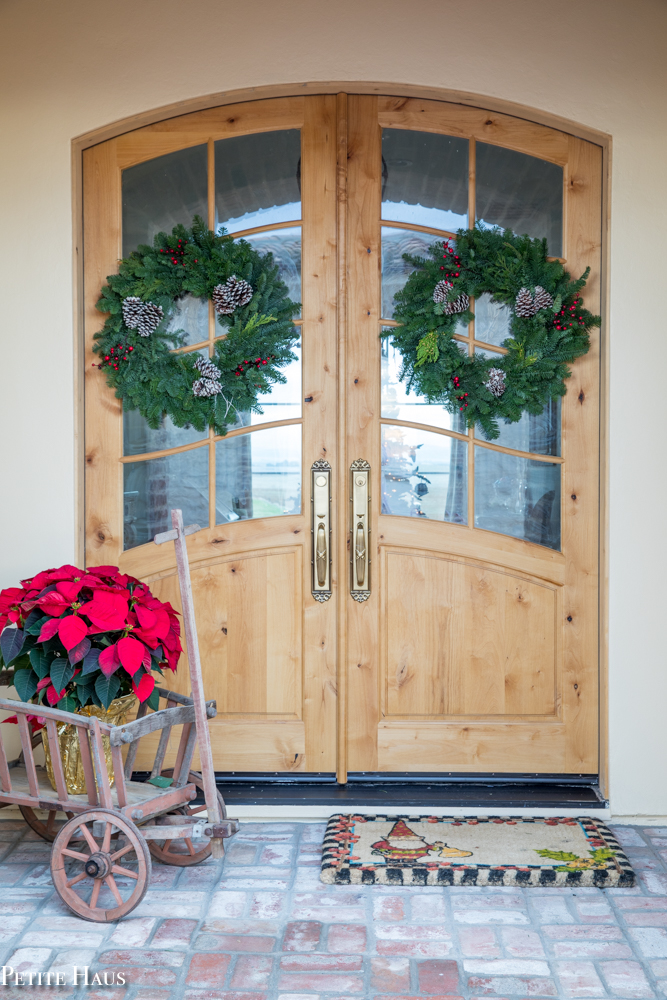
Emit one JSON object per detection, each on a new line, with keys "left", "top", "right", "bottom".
{"left": 311, "top": 460, "right": 332, "bottom": 601}
{"left": 350, "top": 459, "right": 370, "bottom": 602}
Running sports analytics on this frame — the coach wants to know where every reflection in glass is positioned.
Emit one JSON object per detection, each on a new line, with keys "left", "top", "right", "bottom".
{"left": 223, "top": 344, "right": 302, "bottom": 432}
{"left": 476, "top": 399, "right": 561, "bottom": 457}
{"left": 124, "top": 409, "right": 207, "bottom": 457}
{"left": 122, "top": 145, "right": 207, "bottom": 257}
{"left": 476, "top": 143, "right": 563, "bottom": 257}
{"left": 123, "top": 446, "right": 208, "bottom": 549}
{"left": 382, "top": 228, "right": 469, "bottom": 323}
{"left": 474, "top": 346, "right": 504, "bottom": 361}
{"left": 164, "top": 294, "right": 209, "bottom": 348}
{"left": 475, "top": 447, "right": 560, "bottom": 549}
{"left": 381, "top": 338, "right": 466, "bottom": 432}
{"left": 381, "top": 129, "right": 468, "bottom": 231}
{"left": 475, "top": 292, "right": 512, "bottom": 347}
{"left": 215, "top": 424, "right": 301, "bottom": 523}
{"left": 215, "top": 130, "right": 301, "bottom": 234}
{"left": 381, "top": 425, "right": 467, "bottom": 523}
{"left": 252, "top": 344, "right": 302, "bottom": 427}
{"left": 242, "top": 227, "right": 302, "bottom": 312}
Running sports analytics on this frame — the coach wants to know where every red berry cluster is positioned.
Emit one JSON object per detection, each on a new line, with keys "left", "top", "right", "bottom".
{"left": 159, "top": 238, "right": 197, "bottom": 266}
{"left": 93, "top": 344, "right": 134, "bottom": 370}
{"left": 554, "top": 295, "right": 586, "bottom": 331}
{"left": 234, "top": 355, "right": 275, "bottom": 377}
{"left": 439, "top": 240, "right": 462, "bottom": 280}
{"left": 452, "top": 374, "right": 469, "bottom": 409}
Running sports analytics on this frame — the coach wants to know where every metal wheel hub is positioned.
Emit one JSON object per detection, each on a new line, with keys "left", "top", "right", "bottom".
{"left": 85, "top": 851, "right": 112, "bottom": 879}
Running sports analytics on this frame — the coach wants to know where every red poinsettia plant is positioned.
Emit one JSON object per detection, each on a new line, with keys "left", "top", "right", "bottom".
{"left": 0, "top": 564, "right": 181, "bottom": 718}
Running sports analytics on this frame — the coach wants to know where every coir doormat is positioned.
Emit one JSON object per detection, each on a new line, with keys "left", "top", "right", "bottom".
{"left": 321, "top": 815, "right": 635, "bottom": 887}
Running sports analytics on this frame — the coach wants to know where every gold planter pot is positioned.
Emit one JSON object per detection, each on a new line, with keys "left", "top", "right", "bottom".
{"left": 43, "top": 694, "right": 137, "bottom": 796}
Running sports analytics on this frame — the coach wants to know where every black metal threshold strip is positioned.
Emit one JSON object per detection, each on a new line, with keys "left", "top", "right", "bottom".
{"left": 212, "top": 772, "right": 607, "bottom": 809}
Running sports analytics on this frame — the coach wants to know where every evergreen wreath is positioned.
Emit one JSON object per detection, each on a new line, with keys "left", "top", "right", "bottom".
{"left": 93, "top": 216, "right": 300, "bottom": 435}
{"left": 389, "top": 225, "right": 601, "bottom": 439}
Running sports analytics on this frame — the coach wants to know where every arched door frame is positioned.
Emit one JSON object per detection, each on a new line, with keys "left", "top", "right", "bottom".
{"left": 73, "top": 84, "right": 610, "bottom": 798}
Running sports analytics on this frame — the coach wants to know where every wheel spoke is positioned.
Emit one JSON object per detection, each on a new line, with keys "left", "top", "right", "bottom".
{"left": 112, "top": 863, "right": 139, "bottom": 880}
{"left": 189, "top": 804, "right": 206, "bottom": 814}
{"left": 89, "top": 878, "right": 101, "bottom": 909}
{"left": 184, "top": 838, "right": 196, "bottom": 855}
{"left": 102, "top": 821, "right": 112, "bottom": 854}
{"left": 79, "top": 823, "right": 99, "bottom": 854}
{"left": 105, "top": 874, "right": 123, "bottom": 906}
{"left": 61, "top": 848, "right": 90, "bottom": 862}
{"left": 66, "top": 871, "right": 90, "bottom": 888}
{"left": 161, "top": 839, "right": 173, "bottom": 854}
{"left": 46, "top": 811, "right": 57, "bottom": 836}
{"left": 110, "top": 842, "right": 135, "bottom": 862}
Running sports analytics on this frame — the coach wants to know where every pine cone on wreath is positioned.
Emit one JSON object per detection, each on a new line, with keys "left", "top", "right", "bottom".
{"left": 485, "top": 367, "right": 506, "bottom": 398}
{"left": 515, "top": 287, "right": 536, "bottom": 318}
{"left": 433, "top": 279, "right": 453, "bottom": 304}
{"left": 193, "top": 378, "right": 223, "bottom": 397}
{"left": 192, "top": 356, "right": 223, "bottom": 397}
{"left": 136, "top": 301, "right": 164, "bottom": 337}
{"left": 533, "top": 285, "right": 554, "bottom": 311}
{"left": 194, "top": 357, "right": 222, "bottom": 381}
{"left": 443, "top": 292, "right": 470, "bottom": 316}
{"left": 122, "top": 296, "right": 144, "bottom": 329}
{"left": 212, "top": 275, "right": 254, "bottom": 315}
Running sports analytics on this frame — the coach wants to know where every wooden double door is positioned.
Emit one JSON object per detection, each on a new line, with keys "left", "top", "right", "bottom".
{"left": 84, "top": 94, "right": 602, "bottom": 780}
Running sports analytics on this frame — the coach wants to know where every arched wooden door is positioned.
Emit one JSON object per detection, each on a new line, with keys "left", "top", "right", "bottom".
{"left": 84, "top": 94, "right": 601, "bottom": 779}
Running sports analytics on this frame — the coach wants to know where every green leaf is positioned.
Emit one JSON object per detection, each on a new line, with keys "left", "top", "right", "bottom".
{"left": 50, "top": 658, "right": 75, "bottom": 693}
{"left": 13, "top": 667, "right": 38, "bottom": 702}
{"left": 26, "top": 614, "right": 51, "bottom": 636}
{"left": 0, "top": 627, "right": 25, "bottom": 665}
{"left": 82, "top": 648, "right": 101, "bottom": 675}
{"left": 73, "top": 677, "right": 96, "bottom": 708}
{"left": 23, "top": 609, "right": 44, "bottom": 631}
{"left": 146, "top": 686, "right": 160, "bottom": 711}
{"left": 56, "top": 694, "right": 79, "bottom": 714}
{"left": 29, "top": 647, "right": 52, "bottom": 679}
{"left": 95, "top": 671, "right": 120, "bottom": 709}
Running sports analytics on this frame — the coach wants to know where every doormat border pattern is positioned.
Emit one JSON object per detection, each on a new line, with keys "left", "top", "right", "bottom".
{"left": 320, "top": 814, "right": 635, "bottom": 887}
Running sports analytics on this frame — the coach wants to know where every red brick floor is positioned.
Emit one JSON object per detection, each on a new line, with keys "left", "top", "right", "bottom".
{"left": 0, "top": 817, "right": 665, "bottom": 998}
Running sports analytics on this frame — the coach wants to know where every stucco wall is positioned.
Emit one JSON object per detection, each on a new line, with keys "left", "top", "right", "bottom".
{"left": 1, "top": 0, "right": 666, "bottom": 815}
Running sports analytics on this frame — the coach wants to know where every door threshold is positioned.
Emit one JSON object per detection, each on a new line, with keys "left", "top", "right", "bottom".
{"left": 213, "top": 772, "right": 606, "bottom": 811}
{"left": 229, "top": 804, "right": 612, "bottom": 822}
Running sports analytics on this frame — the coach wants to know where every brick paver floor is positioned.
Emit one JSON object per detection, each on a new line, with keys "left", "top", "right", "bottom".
{"left": 1, "top": 816, "right": 667, "bottom": 998}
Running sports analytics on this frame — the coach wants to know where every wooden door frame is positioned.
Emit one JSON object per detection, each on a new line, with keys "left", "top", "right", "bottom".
{"left": 72, "top": 82, "right": 610, "bottom": 799}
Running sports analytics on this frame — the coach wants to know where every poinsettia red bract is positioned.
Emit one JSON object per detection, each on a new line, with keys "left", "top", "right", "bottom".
{"left": 0, "top": 564, "right": 182, "bottom": 719}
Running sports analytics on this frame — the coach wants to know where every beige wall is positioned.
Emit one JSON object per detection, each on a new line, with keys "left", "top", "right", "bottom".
{"left": 1, "top": 0, "right": 666, "bottom": 815}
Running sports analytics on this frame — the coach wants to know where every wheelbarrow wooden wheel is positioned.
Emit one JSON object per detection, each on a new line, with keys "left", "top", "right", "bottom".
{"left": 148, "top": 769, "right": 227, "bottom": 867}
{"left": 19, "top": 806, "right": 74, "bottom": 842}
{"left": 51, "top": 808, "right": 151, "bottom": 922}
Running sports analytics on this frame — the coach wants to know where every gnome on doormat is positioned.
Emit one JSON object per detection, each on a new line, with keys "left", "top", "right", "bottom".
{"left": 370, "top": 819, "right": 473, "bottom": 863}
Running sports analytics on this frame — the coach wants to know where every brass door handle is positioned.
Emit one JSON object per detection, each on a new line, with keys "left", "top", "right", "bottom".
{"left": 355, "top": 522, "right": 366, "bottom": 586}
{"left": 316, "top": 523, "right": 328, "bottom": 586}
{"left": 311, "top": 461, "right": 331, "bottom": 601}
{"left": 350, "top": 459, "right": 370, "bottom": 601}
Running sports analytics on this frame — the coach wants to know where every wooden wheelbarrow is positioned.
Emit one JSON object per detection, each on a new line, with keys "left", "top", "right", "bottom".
{"left": 0, "top": 509, "right": 239, "bottom": 921}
